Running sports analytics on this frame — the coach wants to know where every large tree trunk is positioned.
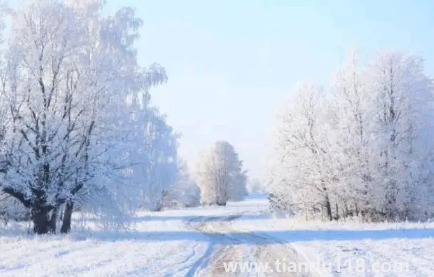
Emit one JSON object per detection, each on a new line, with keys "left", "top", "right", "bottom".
{"left": 60, "top": 201, "right": 74, "bottom": 234}
{"left": 48, "top": 207, "right": 58, "bottom": 234}
{"left": 32, "top": 208, "right": 50, "bottom": 235}
{"left": 59, "top": 205, "right": 64, "bottom": 220}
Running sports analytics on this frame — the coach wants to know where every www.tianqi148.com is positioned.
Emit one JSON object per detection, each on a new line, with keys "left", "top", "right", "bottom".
{"left": 223, "top": 258, "right": 410, "bottom": 274}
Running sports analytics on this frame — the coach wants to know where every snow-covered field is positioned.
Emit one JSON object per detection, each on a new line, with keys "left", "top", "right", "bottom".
{"left": 232, "top": 195, "right": 434, "bottom": 277}
{"left": 1, "top": 194, "right": 433, "bottom": 276}
{"left": 0, "top": 198, "right": 264, "bottom": 277}
{"left": 0, "top": 211, "right": 204, "bottom": 277}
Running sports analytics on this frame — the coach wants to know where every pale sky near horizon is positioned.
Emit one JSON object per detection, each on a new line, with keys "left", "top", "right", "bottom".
{"left": 105, "top": 0, "right": 434, "bottom": 180}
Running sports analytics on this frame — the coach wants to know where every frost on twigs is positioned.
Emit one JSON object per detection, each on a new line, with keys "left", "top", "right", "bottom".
{"left": 0, "top": 0, "right": 178, "bottom": 234}
{"left": 196, "top": 141, "right": 248, "bottom": 206}
{"left": 268, "top": 49, "right": 434, "bottom": 222}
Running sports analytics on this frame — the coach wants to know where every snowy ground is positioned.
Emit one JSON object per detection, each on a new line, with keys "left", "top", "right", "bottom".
{"left": 232, "top": 195, "right": 434, "bottom": 277}
{"left": 1, "top": 194, "right": 434, "bottom": 276}
{"left": 0, "top": 197, "right": 269, "bottom": 277}
{"left": 0, "top": 210, "right": 207, "bottom": 277}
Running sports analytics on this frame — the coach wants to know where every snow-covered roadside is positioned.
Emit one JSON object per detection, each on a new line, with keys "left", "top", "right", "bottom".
{"left": 232, "top": 195, "right": 434, "bottom": 276}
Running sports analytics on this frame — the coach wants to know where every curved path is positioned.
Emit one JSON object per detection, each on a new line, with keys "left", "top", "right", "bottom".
{"left": 185, "top": 214, "right": 313, "bottom": 277}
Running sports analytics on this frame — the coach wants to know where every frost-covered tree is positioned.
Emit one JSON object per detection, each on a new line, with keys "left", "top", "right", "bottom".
{"left": 163, "top": 159, "right": 200, "bottom": 208}
{"left": 269, "top": 83, "right": 336, "bottom": 220}
{"left": 364, "top": 51, "right": 434, "bottom": 219}
{"left": 107, "top": 59, "right": 179, "bottom": 213}
{"left": 326, "top": 49, "right": 375, "bottom": 217}
{"left": 247, "top": 178, "right": 264, "bottom": 193}
{"left": 142, "top": 108, "right": 179, "bottom": 211}
{"left": 196, "top": 141, "right": 247, "bottom": 206}
{"left": 0, "top": 1, "right": 5, "bottom": 38}
{"left": 0, "top": 0, "right": 176, "bottom": 233}
{"left": 59, "top": 65, "right": 173, "bottom": 232}
{"left": 269, "top": 49, "right": 434, "bottom": 221}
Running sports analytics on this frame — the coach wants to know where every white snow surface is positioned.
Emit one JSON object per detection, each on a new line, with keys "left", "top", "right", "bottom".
{"left": 232, "top": 194, "right": 434, "bottom": 277}
{"left": 1, "top": 194, "right": 434, "bottom": 276}
{"left": 0, "top": 212, "right": 203, "bottom": 277}
{"left": 0, "top": 197, "right": 263, "bottom": 277}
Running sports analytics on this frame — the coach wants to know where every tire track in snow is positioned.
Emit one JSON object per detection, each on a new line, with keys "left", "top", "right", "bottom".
{"left": 182, "top": 216, "right": 236, "bottom": 277}
{"left": 162, "top": 243, "right": 207, "bottom": 277}
{"left": 184, "top": 214, "right": 312, "bottom": 277}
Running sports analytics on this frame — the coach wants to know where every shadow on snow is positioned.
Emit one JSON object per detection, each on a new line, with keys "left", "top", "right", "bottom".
{"left": 132, "top": 214, "right": 270, "bottom": 222}
{"left": 84, "top": 228, "right": 434, "bottom": 244}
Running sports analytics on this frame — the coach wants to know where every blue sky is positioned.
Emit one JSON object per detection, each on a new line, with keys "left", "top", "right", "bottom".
{"left": 106, "top": 0, "right": 434, "bottom": 180}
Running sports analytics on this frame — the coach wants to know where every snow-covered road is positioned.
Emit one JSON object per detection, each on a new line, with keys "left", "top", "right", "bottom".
{"left": 1, "top": 193, "right": 313, "bottom": 277}
{"left": 2, "top": 194, "right": 433, "bottom": 276}
{"left": 184, "top": 214, "right": 311, "bottom": 277}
